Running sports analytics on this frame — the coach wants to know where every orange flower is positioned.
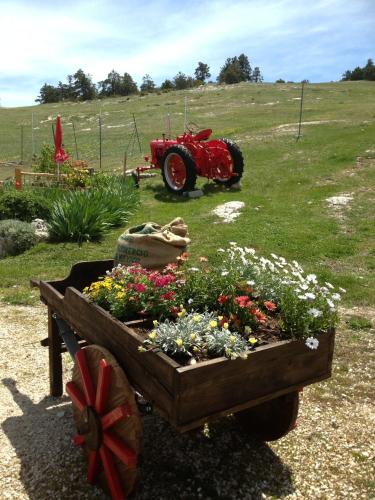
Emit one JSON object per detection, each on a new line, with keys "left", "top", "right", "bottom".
{"left": 264, "top": 301, "right": 277, "bottom": 311}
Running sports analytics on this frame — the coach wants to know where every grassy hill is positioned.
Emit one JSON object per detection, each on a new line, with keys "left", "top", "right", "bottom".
{"left": 0, "top": 81, "right": 374, "bottom": 306}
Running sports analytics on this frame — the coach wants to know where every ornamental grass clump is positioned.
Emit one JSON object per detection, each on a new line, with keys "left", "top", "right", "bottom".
{"left": 143, "top": 311, "right": 249, "bottom": 361}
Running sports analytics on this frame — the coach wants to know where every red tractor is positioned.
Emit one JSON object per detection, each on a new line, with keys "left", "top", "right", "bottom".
{"left": 137, "top": 128, "right": 244, "bottom": 194}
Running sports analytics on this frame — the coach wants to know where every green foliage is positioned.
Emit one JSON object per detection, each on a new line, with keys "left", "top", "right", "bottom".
{"left": 0, "top": 219, "right": 37, "bottom": 257}
{"left": 218, "top": 54, "right": 255, "bottom": 84}
{"left": 0, "top": 190, "right": 51, "bottom": 222}
{"left": 346, "top": 316, "right": 373, "bottom": 331}
{"left": 140, "top": 74, "right": 156, "bottom": 93}
{"left": 32, "top": 143, "right": 57, "bottom": 173}
{"left": 194, "top": 62, "right": 211, "bottom": 83}
{"left": 342, "top": 58, "right": 375, "bottom": 81}
{"left": 48, "top": 175, "right": 138, "bottom": 243}
{"left": 98, "top": 70, "right": 138, "bottom": 97}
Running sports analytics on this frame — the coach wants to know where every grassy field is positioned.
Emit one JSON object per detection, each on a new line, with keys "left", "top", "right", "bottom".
{"left": 0, "top": 81, "right": 374, "bottom": 308}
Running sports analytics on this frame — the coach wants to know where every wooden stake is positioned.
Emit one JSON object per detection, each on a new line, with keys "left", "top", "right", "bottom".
{"left": 296, "top": 81, "right": 305, "bottom": 141}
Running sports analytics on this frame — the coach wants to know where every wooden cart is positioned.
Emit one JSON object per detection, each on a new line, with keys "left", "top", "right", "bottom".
{"left": 34, "top": 260, "right": 335, "bottom": 499}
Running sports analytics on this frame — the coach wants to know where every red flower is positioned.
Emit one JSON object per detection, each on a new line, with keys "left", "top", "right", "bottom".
{"left": 234, "top": 295, "right": 253, "bottom": 308}
{"left": 134, "top": 283, "right": 146, "bottom": 293}
{"left": 160, "top": 291, "right": 176, "bottom": 301}
{"left": 218, "top": 295, "right": 230, "bottom": 304}
{"left": 253, "top": 309, "right": 266, "bottom": 323}
{"left": 264, "top": 301, "right": 277, "bottom": 311}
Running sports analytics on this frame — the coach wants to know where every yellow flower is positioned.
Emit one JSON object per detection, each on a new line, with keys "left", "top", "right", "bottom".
{"left": 244, "top": 326, "right": 252, "bottom": 335}
{"left": 177, "top": 309, "right": 186, "bottom": 318}
{"left": 175, "top": 338, "right": 183, "bottom": 347}
{"left": 116, "top": 291, "right": 126, "bottom": 300}
{"left": 229, "top": 335, "right": 236, "bottom": 343}
{"left": 148, "top": 331, "right": 156, "bottom": 340}
{"left": 153, "top": 320, "right": 159, "bottom": 326}
{"left": 218, "top": 315, "right": 223, "bottom": 321}
{"left": 209, "top": 320, "right": 217, "bottom": 328}
{"left": 223, "top": 322, "right": 229, "bottom": 329}
{"left": 83, "top": 286, "right": 89, "bottom": 294}
{"left": 190, "top": 333, "right": 196, "bottom": 342}
{"left": 138, "top": 346, "right": 146, "bottom": 352}
{"left": 193, "top": 315, "right": 201, "bottom": 322}
{"left": 249, "top": 337, "right": 257, "bottom": 345}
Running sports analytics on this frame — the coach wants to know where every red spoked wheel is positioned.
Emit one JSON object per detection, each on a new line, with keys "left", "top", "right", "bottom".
{"left": 161, "top": 145, "right": 197, "bottom": 194}
{"left": 66, "top": 345, "right": 142, "bottom": 499}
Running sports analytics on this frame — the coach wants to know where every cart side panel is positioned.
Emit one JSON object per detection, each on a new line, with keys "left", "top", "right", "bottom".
{"left": 175, "top": 331, "right": 334, "bottom": 427}
{"left": 46, "top": 259, "right": 114, "bottom": 295}
{"left": 62, "top": 287, "right": 178, "bottom": 420}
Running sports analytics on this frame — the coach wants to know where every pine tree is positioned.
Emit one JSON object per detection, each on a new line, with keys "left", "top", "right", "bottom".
{"left": 194, "top": 62, "right": 211, "bottom": 83}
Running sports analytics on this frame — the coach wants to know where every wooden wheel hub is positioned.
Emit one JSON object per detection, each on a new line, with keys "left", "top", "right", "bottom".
{"left": 79, "top": 406, "right": 102, "bottom": 451}
{"left": 66, "top": 345, "right": 142, "bottom": 500}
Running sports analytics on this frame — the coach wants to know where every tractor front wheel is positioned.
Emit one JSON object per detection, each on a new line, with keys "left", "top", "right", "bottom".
{"left": 214, "top": 139, "right": 244, "bottom": 187}
{"left": 162, "top": 145, "right": 197, "bottom": 194}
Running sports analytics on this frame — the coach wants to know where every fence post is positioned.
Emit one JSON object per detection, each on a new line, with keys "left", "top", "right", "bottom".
{"left": 15, "top": 168, "right": 22, "bottom": 190}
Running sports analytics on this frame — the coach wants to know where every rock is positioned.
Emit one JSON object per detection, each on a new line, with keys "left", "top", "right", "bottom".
{"left": 31, "top": 219, "right": 49, "bottom": 241}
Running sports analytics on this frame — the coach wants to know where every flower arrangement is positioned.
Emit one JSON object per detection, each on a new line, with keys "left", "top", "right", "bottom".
{"left": 83, "top": 263, "right": 181, "bottom": 321}
{"left": 84, "top": 243, "right": 343, "bottom": 364}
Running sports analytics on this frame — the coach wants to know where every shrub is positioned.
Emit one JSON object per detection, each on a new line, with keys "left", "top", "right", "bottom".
{"left": 48, "top": 175, "right": 138, "bottom": 243}
{"left": 0, "top": 219, "right": 37, "bottom": 257}
{"left": 0, "top": 190, "right": 51, "bottom": 222}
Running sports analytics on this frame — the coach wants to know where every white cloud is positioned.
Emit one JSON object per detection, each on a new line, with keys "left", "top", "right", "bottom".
{"left": 0, "top": 0, "right": 374, "bottom": 106}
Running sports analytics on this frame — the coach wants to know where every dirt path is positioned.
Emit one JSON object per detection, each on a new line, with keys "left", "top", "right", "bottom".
{"left": 0, "top": 304, "right": 374, "bottom": 499}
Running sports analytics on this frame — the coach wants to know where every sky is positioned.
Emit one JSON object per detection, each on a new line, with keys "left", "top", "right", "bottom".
{"left": 0, "top": 0, "right": 374, "bottom": 108}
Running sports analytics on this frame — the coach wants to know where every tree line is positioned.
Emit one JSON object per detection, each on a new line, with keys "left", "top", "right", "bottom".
{"left": 36, "top": 54, "right": 263, "bottom": 104}
{"left": 341, "top": 58, "right": 375, "bottom": 81}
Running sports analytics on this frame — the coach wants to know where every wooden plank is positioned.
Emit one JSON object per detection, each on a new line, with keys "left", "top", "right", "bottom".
{"left": 47, "top": 307, "right": 63, "bottom": 397}
{"left": 60, "top": 288, "right": 178, "bottom": 419}
{"left": 46, "top": 259, "right": 114, "bottom": 294}
{"left": 175, "top": 332, "right": 334, "bottom": 426}
{"left": 174, "top": 374, "right": 328, "bottom": 433}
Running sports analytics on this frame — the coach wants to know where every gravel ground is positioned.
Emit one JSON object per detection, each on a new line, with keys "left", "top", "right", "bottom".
{"left": 0, "top": 304, "right": 374, "bottom": 499}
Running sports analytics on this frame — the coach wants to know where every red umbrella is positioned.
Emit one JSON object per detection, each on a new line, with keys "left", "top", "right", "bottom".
{"left": 53, "top": 114, "right": 68, "bottom": 164}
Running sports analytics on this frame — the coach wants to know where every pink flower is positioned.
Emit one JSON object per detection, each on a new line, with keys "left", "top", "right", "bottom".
{"left": 154, "top": 274, "right": 176, "bottom": 287}
{"left": 234, "top": 296, "right": 253, "bottom": 308}
{"left": 134, "top": 283, "right": 146, "bottom": 293}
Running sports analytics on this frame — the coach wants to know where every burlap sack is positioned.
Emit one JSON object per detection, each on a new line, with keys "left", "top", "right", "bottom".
{"left": 114, "top": 217, "right": 190, "bottom": 268}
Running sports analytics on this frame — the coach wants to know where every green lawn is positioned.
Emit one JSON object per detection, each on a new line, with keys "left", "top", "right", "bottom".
{"left": 0, "top": 81, "right": 374, "bottom": 307}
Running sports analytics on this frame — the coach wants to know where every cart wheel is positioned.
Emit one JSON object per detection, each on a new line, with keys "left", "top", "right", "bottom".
{"left": 161, "top": 145, "right": 197, "bottom": 193}
{"left": 66, "top": 345, "right": 142, "bottom": 499}
{"left": 235, "top": 391, "right": 299, "bottom": 441}
{"left": 214, "top": 138, "right": 244, "bottom": 187}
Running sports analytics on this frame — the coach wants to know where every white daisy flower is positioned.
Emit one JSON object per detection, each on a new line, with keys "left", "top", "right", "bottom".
{"left": 305, "top": 337, "right": 319, "bottom": 350}
{"left": 247, "top": 280, "right": 255, "bottom": 286}
{"left": 229, "top": 241, "right": 237, "bottom": 246}
{"left": 221, "top": 271, "right": 229, "bottom": 276}
{"left": 308, "top": 308, "right": 322, "bottom": 318}
{"left": 298, "top": 295, "right": 307, "bottom": 300}
{"left": 189, "top": 267, "right": 199, "bottom": 272}
{"left": 305, "top": 292, "right": 316, "bottom": 300}
{"left": 306, "top": 274, "right": 318, "bottom": 283}
{"left": 325, "top": 282, "right": 334, "bottom": 289}
{"left": 327, "top": 298, "right": 335, "bottom": 309}
{"left": 217, "top": 248, "right": 225, "bottom": 253}
{"left": 332, "top": 293, "right": 341, "bottom": 301}
{"left": 188, "top": 298, "right": 194, "bottom": 304}
{"left": 339, "top": 287, "right": 347, "bottom": 293}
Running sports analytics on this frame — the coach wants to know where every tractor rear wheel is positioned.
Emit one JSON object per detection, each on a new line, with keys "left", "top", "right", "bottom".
{"left": 214, "top": 139, "right": 244, "bottom": 187}
{"left": 162, "top": 145, "right": 197, "bottom": 194}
